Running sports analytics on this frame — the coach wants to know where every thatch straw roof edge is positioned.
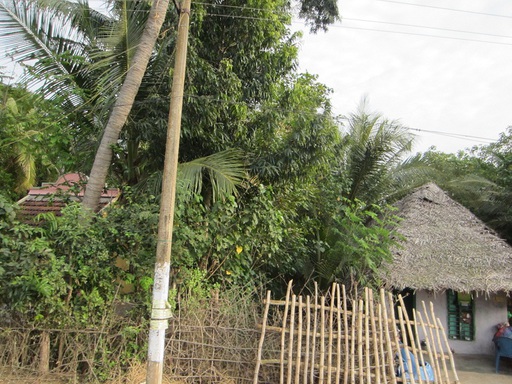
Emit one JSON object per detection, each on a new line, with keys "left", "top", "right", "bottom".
{"left": 381, "top": 183, "right": 512, "bottom": 294}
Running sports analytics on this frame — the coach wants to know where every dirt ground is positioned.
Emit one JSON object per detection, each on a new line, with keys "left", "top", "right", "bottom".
{"left": 453, "top": 353, "right": 512, "bottom": 384}
{"left": 1, "top": 355, "right": 510, "bottom": 383}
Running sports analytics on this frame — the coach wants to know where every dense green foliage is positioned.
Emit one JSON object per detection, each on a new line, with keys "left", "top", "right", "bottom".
{"left": 0, "top": 196, "right": 114, "bottom": 327}
{"left": 0, "top": 84, "right": 74, "bottom": 199}
{"left": 307, "top": 199, "right": 402, "bottom": 291}
{"left": 0, "top": 0, "right": 340, "bottom": 191}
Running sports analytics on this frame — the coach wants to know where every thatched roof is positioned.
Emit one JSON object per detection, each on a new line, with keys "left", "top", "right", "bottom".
{"left": 382, "top": 183, "right": 512, "bottom": 293}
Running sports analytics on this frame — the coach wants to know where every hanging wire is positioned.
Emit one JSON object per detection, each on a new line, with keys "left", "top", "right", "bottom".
{"left": 377, "top": 0, "right": 512, "bottom": 19}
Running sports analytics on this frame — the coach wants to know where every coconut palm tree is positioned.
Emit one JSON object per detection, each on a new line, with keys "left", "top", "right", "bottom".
{"left": 0, "top": 0, "right": 146, "bottom": 180}
{"left": 340, "top": 99, "right": 415, "bottom": 205}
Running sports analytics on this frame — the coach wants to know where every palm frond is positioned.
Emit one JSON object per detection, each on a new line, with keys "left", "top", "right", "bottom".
{"left": 84, "top": 0, "right": 151, "bottom": 118}
{"left": 179, "top": 149, "right": 247, "bottom": 202}
{"left": 384, "top": 153, "right": 436, "bottom": 202}
{"left": 14, "top": 146, "right": 36, "bottom": 192}
{"left": 0, "top": 0, "right": 89, "bottom": 105}
{"left": 342, "top": 99, "right": 415, "bottom": 203}
{"left": 136, "top": 149, "right": 247, "bottom": 202}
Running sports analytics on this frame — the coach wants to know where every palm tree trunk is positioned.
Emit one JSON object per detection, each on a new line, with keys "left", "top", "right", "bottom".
{"left": 82, "top": 0, "right": 171, "bottom": 211}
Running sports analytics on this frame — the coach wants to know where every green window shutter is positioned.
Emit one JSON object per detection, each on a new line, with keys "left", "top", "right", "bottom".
{"left": 447, "top": 289, "right": 474, "bottom": 341}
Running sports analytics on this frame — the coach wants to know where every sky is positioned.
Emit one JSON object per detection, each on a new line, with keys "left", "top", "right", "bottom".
{"left": 292, "top": 0, "right": 512, "bottom": 154}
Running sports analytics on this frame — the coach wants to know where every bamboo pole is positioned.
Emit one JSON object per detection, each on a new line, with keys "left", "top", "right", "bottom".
{"left": 415, "top": 310, "right": 437, "bottom": 383}
{"left": 342, "top": 285, "right": 350, "bottom": 384}
{"left": 421, "top": 301, "right": 443, "bottom": 384}
{"left": 430, "top": 303, "right": 450, "bottom": 384}
{"left": 310, "top": 283, "right": 319, "bottom": 384}
{"left": 57, "top": 333, "right": 65, "bottom": 369}
{"left": 380, "top": 289, "right": 397, "bottom": 384}
{"left": 364, "top": 289, "right": 371, "bottom": 384}
{"left": 357, "top": 299, "right": 364, "bottom": 384}
{"left": 377, "top": 303, "right": 387, "bottom": 383}
{"left": 411, "top": 309, "right": 428, "bottom": 379}
{"left": 436, "top": 318, "right": 460, "bottom": 384}
{"left": 319, "top": 296, "right": 326, "bottom": 384}
{"left": 327, "top": 284, "right": 336, "bottom": 383}
{"left": 398, "top": 307, "right": 417, "bottom": 384}
{"left": 368, "top": 290, "right": 381, "bottom": 384}
{"left": 39, "top": 331, "right": 50, "bottom": 374}
{"left": 253, "top": 290, "right": 272, "bottom": 384}
{"left": 295, "top": 296, "right": 304, "bottom": 384}
{"left": 336, "top": 284, "right": 342, "bottom": 384}
{"left": 72, "top": 333, "right": 79, "bottom": 381}
{"left": 398, "top": 296, "right": 422, "bottom": 384}
{"left": 287, "top": 295, "right": 297, "bottom": 384}
{"left": 280, "top": 281, "right": 293, "bottom": 384}
{"left": 350, "top": 301, "right": 357, "bottom": 384}
{"left": 387, "top": 292, "right": 404, "bottom": 384}
{"left": 304, "top": 296, "right": 312, "bottom": 384}
{"left": 350, "top": 301, "right": 358, "bottom": 384}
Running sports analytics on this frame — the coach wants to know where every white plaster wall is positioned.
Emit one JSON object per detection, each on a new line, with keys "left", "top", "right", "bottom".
{"left": 416, "top": 290, "right": 508, "bottom": 355}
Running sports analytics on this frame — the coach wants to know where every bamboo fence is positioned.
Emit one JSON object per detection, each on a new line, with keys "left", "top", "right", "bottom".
{"left": 254, "top": 282, "right": 460, "bottom": 384}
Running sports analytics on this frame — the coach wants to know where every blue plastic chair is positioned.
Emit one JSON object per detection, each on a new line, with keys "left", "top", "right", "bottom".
{"left": 495, "top": 337, "right": 512, "bottom": 373}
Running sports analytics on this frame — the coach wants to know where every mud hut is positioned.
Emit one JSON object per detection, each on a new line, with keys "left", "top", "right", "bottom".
{"left": 382, "top": 183, "right": 512, "bottom": 355}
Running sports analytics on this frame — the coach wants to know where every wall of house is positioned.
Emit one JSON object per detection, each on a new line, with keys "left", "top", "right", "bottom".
{"left": 416, "top": 290, "right": 508, "bottom": 355}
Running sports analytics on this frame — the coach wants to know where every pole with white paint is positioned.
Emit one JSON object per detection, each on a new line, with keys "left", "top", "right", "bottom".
{"left": 146, "top": 1, "right": 191, "bottom": 383}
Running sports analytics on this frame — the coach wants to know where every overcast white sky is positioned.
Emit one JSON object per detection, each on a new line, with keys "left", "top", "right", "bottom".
{"left": 293, "top": 0, "right": 512, "bottom": 154}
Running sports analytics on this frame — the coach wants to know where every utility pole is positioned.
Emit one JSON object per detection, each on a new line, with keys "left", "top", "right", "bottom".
{"left": 146, "top": 0, "right": 191, "bottom": 383}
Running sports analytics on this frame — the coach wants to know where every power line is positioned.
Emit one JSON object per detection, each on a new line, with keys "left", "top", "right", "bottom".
{"left": 343, "top": 17, "right": 512, "bottom": 40}
{"left": 198, "top": 11, "right": 512, "bottom": 46}
{"left": 193, "top": 2, "right": 285, "bottom": 14}
{"left": 32, "top": 0, "right": 512, "bottom": 44}
{"left": 194, "top": 1, "right": 512, "bottom": 42}
{"left": 3, "top": 84, "right": 501, "bottom": 148}
{"left": 204, "top": 13, "right": 280, "bottom": 23}
{"left": 297, "top": 23, "right": 512, "bottom": 47}
{"left": 201, "top": 11, "right": 512, "bottom": 46}
{"left": 196, "top": 1, "right": 512, "bottom": 39}
{"left": 405, "top": 127, "right": 496, "bottom": 143}
{"left": 377, "top": 0, "right": 512, "bottom": 19}
{"left": 5, "top": 1, "right": 509, "bottom": 47}
{"left": 338, "top": 116, "right": 499, "bottom": 143}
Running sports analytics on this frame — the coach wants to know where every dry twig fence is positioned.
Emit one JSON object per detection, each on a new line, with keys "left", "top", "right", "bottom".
{"left": 0, "top": 288, "right": 261, "bottom": 383}
{"left": 254, "top": 282, "right": 460, "bottom": 384}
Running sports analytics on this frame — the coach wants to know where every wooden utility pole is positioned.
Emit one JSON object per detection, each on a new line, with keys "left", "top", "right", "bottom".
{"left": 146, "top": 1, "right": 191, "bottom": 383}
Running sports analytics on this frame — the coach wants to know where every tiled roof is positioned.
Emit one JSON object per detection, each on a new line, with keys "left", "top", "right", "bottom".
{"left": 17, "top": 173, "right": 119, "bottom": 222}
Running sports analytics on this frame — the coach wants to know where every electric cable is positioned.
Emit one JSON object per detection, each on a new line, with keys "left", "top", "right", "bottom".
{"left": 377, "top": 0, "right": 512, "bottom": 19}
